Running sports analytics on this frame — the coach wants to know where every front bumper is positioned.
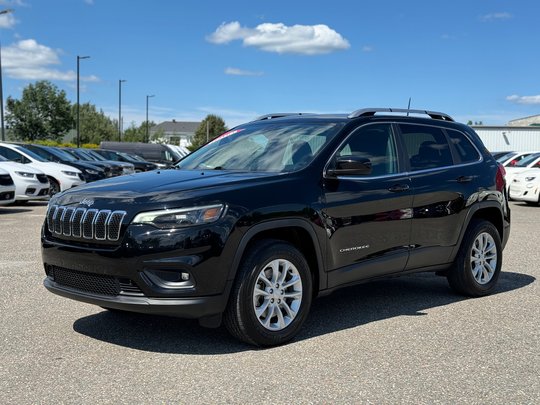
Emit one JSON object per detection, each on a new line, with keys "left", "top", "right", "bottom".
{"left": 41, "top": 217, "right": 236, "bottom": 320}
{"left": 509, "top": 181, "right": 539, "bottom": 203}
{"left": 44, "top": 276, "right": 232, "bottom": 319}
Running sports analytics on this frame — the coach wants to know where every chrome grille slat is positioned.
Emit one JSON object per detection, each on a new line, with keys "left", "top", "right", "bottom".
{"left": 71, "top": 208, "right": 86, "bottom": 237}
{"left": 82, "top": 209, "right": 98, "bottom": 239}
{"left": 54, "top": 207, "right": 65, "bottom": 234}
{"left": 62, "top": 207, "right": 76, "bottom": 236}
{"left": 47, "top": 205, "right": 58, "bottom": 233}
{"left": 94, "top": 210, "right": 111, "bottom": 240}
{"left": 46, "top": 205, "right": 127, "bottom": 243}
{"left": 107, "top": 211, "right": 127, "bottom": 241}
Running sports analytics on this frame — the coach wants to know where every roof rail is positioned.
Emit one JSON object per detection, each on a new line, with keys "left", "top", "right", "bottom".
{"left": 254, "top": 113, "right": 311, "bottom": 121}
{"left": 348, "top": 108, "right": 454, "bottom": 122}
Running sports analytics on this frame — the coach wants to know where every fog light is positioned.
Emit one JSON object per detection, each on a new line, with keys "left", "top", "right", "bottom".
{"left": 143, "top": 269, "right": 194, "bottom": 289}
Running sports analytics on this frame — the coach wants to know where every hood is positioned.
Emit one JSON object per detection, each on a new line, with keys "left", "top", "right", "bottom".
{"left": 514, "top": 168, "right": 540, "bottom": 180}
{"left": 51, "top": 169, "right": 280, "bottom": 208}
{"left": 0, "top": 161, "right": 44, "bottom": 174}
{"left": 62, "top": 160, "right": 103, "bottom": 172}
{"left": 31, "top": 161, "right": 82, "bottom": 174}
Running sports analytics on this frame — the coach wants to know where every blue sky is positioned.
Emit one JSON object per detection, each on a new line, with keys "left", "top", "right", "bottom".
{"left": 1, "top": 0, "right": 539, "bottom": 128}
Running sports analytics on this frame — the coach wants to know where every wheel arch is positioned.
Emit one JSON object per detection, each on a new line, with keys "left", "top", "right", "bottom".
{"left": 228, "top": 219, "right": 326, "bottom": 296}
{"left": 450, "top": 202, "right": 505, "bottom": 261}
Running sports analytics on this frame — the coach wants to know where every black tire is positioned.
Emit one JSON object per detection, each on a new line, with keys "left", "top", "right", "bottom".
{"left": 224, "top": 240, "right": 313, "bottom": 347}
{"left": 48, "top": 177, "right": 60, "bottom": 197}
{"left": 447, "top": 219, "right": 502, "bottom": 297}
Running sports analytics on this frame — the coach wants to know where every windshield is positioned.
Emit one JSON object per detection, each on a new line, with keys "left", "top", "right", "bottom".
{"left": 48, "top": 147, "right": 78, "bottom": 162}
{"left": 177, "top": 122, "right": 342, "bottom": 172}
{"left": 515, "top": 153, "right": 540, "bottom": 167}
{"left": 13, "top": 145, "right": 48, "bottom": 162}
{"left": 75, "top": 149, "right": 96, "bottom": 160}
{"left": 496, "top": 152, "right": 516, "bottom": 163}
{"left": 86, "top": 150, "right": 107, "bottom": 161}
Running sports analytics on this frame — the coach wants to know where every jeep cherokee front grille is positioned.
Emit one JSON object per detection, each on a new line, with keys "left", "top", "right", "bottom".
{"left": 47, "top": 205, "right": 127, "bottom": 242}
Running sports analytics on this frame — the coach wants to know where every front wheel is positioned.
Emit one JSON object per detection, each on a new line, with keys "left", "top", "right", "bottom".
{"left": 48, "top": 177, "right": 60, "bottom": 197}
{"left": 447, "top": 219, "right": 502, "bottom": 297}
{"left": 224, "top": 240, "right": 313, "bottom": 346}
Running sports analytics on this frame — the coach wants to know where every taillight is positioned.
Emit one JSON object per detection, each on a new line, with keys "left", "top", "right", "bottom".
{"left": 496, "top": 162, "right": 506, "bottom": 191}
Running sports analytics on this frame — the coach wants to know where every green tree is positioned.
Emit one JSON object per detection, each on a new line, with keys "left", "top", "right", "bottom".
{"left": 6, "top": 80, "right": 73, "bottom": 141}
{"left": 123, "top": 120, "right": 157, "bottom": 143}
{"left": 190, "top": 114, "right": 228, "bottom": 150}
{"left": 72, "top": 103, "right": 117, "bottom": 144}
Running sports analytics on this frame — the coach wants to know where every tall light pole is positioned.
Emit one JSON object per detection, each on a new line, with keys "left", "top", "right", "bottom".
{"left": 0, "top": 9, "right": 13, "bottom": 142}
{"left": 118, "top": 79, "right": 126, "bottom": 141}
{"left": 145, "top": 94, "right": 154, "bottom": 143}
{"left": 76, "top": 55, "right": 90, "bottom": 148}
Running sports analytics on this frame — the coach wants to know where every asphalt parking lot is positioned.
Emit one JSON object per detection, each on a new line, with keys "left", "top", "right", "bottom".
{"left": 0, "top": 201, "right": 538, "bottom": 404}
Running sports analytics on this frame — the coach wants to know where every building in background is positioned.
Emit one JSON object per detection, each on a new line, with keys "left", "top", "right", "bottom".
{"left": 508, "top": 114, "right": 540, "bottom": 127}
{"left": 472, "top": 125, "right": 540, "bottom": 152}
{"left": 150, "top": 120, "right": 201, "bottom": 147}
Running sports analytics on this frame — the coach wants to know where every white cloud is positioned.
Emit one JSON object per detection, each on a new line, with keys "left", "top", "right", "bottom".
{"left": 506, "top": 94, "right": 540, "bottom": 105}
{"left": 3, "top": 39, "right": 99, "bottom": 82}
{"left": 207, "top": 21, "right": 350, "bottom": 55}
{"left": 480, "top": 12, "right": 512, "bottom": 22}
{"left": 225, "top": 67, "right": 264, "bottom": 76}
{"left": 361, "top": 45, "right": 373, "bottom": 52}
{"left": 0, "top": 12, "right": 16, "bottom": 29}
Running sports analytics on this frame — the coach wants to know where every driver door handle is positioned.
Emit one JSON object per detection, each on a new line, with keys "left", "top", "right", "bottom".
{"left": 388, "top": 184, "right": 410, "bottom": 193}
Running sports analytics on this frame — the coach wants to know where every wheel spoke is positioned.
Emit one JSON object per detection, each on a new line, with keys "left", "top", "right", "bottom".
{"left": 258, "top": 272, "right": 273, "bottom": 288}
{"left": 263, "top": 304, "right": 276, "bottom": 327}
{"left": 282, "top": 275, "right": 301, "bottom": 289}
{"left": 256, "top": 299, "right": 271, "bottom": 318}
{"left": 254, "top": 288, "right": 270, "bottom": 297}
{"left": 283, "top": 290, "right": 302, "bottom": 299}
{"left": 276, "top": 306, "right": 286, "bottom": 329}
{"left": 280, "top": 301, "right": 297, "bottom": 319}
{"left": 278, "top": 263, "right": 289, "bottom": 285}
{"left": 270, "top": 261, "right": 280, "bottom": 283}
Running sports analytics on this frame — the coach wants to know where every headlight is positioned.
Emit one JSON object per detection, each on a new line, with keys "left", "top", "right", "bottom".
{"left": 15, "top": 171, "right": 35, "bottom": 178}
{"left": 85, "top": 169, "right": 99, "bottom": 175}
{"left": 61, "top": 170, "right": 79, "bottom": 177}
{"left": 525, "top": 176, "right": 536, "bottom": 182}
{"left": 132, "top": 204, "right": 226, "bottom": 229}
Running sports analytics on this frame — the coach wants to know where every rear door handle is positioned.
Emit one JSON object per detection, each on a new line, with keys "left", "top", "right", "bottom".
{"left": 388, "top": 184, "right": 410, "bottom": 192}
{"left": 457, "top": 176, "right": 473, "bottom": 183}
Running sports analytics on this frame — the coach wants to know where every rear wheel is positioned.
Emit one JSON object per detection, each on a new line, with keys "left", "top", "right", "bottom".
{"left": 447, "top": 219, "right": 502, "bottom": 297}
{"left": 224, "top": 240, "right": 312, "bottom": 346}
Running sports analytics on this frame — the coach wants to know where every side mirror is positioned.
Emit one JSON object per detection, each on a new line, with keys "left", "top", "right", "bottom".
{"left": 327, "top": 155, "right": 372, "bottom": 176}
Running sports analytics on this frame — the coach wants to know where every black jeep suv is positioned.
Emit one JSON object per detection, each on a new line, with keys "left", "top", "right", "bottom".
{"left": 42, "top": 108, "right": 510, "bottom": 346}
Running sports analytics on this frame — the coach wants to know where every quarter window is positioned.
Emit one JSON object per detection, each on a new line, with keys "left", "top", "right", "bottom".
{"left": 446, "top": 129, "right": 480, "bottom": 163}
{"left": 399, "top": 124, "right": 453, "bottom": 171}
{"left": 336, "top": 123, "right": 398, "bottom": 176}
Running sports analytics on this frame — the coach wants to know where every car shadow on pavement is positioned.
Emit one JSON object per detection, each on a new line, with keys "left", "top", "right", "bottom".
{"left": 0, "top": 207, "right": 33, "bottom": 214}
{"left": 73, "top": 271, "right": 534, "bottom": 354}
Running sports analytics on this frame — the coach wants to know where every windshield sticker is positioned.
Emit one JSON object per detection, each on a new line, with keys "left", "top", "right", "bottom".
{"left": 210, "top": 128, "right": 245, "bottom": 144}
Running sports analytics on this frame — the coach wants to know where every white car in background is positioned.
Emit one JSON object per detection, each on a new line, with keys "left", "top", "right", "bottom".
{"left": 0, "top": 155, "right": 50, "bottom": 202}
{"left": 504, "top": 152, "right": 540, "bottom": 191}
{"left": 509, "top": 169, "right": 540, "bottom": 205}
{"left": 0, "top": 167, "right": 16, "bottom": 205}
{"left": 497, "top": 151, "right": 539, "bottom": 168}
{"left": 0, "top": 143, "right": 85, "bottom": 195}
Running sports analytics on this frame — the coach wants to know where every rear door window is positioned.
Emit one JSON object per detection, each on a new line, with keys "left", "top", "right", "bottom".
{"left": 399, "top": 124, "right": 453, "bottom": 171}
